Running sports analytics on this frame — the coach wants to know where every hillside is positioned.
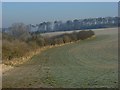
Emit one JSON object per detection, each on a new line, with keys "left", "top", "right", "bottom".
{"left": 3, "top": 28, "right": 118, "bottom": 88}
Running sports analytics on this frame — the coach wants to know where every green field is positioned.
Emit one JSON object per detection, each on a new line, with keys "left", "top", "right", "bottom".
{"left": 3, "top": 28, "right": 118, "bottom": 88}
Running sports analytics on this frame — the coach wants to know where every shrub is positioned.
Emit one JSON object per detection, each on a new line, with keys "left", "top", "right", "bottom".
{"left": 68, "top": 32, "right": 78, "bottom": 41}
{"left": 77, "top": 30, "right": 94, "bottom": 40}
{"left": 53, "top": 38, "right": 64, "bottom": 45}
{"left": 2, "top": 39, "right": 31, "bottom": 60}
{"left": 63, "top": 34, "right": 71, "bottom": 43}
{"left": 36, "top": 37, "right": 45, "bottom": 46}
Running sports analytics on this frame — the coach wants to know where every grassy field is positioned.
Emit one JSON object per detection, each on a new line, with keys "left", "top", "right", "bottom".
{"left": 3, "top": 28, "right": 118, "bottom": 88}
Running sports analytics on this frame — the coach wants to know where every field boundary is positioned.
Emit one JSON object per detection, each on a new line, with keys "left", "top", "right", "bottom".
{"left": 2, "top": 35, "right": 96, "bottom": 73}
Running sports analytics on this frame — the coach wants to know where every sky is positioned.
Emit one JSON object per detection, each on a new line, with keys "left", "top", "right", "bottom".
{"left": 1, "top": 0, "right": 120, "bottom": 2}
{"left": 2, "top": 2, "right": 118, "bottom": 28}
{"left": 0, "top": 2, "right": 2, "bottom": 28}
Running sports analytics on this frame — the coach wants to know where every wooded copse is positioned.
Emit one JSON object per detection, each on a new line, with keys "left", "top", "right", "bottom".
{"left": 26, "top": 16, "right": 119, "bottom": 33}
{"left": 2, "top": 23, "right": 95, "bottom": 62}
{"left": 3, "top": 16, "right": 119, "bottom": 33}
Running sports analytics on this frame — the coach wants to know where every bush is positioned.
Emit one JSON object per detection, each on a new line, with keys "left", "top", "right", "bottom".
{"left": 63, "top": 34, "right": 71, "bottom": 43}
{"left": 36, "top": 37, "right": 45, "bottom": 46}
{"left": 2, "top": 39, "right": 31, "bottom": 60}
{"left": 68, "top": 32, "right": 78, "bottom": 41}
{"left": 77, "top": 30, "right": 95, "bottom": 40}
{"left": 53, "top": 38, "right": 64, "bottom": 45}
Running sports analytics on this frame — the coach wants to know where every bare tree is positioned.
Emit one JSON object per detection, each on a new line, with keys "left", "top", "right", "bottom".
{"left": 10, "top": 23, "right": 31, "bottom": 41}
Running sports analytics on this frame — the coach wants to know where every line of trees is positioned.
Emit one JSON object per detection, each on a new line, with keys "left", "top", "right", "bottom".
{"left": 27, "top": 16, "right": 119, "bottom": 33}
{"left": 3, "top": 16, "right": 119, "bottom": 34}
